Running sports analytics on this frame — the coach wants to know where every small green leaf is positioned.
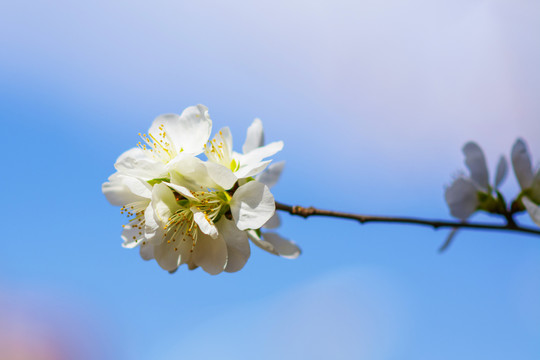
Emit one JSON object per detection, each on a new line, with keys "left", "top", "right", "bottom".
{"left": 147, "top": 177, "right": 170, "bottom": 186}
{"left": 230, "top": 158, "right": 240, "bottom": 171}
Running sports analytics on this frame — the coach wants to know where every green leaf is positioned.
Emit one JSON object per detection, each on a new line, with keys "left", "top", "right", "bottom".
{"left": 147, "top": 177, "right": 170, "bottom": 186}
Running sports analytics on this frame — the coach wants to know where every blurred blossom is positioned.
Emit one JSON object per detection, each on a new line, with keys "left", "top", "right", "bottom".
{"left": 511, "top": 138, "right": 540, "bottom": 225}
{"left": 445, "top": 141, "right": 507, "bottom": 220}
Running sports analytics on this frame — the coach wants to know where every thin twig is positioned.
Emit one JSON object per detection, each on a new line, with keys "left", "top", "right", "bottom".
{"left": 275, "top": 202, "right": 540, "bottom": 236}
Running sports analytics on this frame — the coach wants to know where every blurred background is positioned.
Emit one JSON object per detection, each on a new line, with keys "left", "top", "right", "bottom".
{"left": 1, "top": 0, "right": 539, "bottom": 359}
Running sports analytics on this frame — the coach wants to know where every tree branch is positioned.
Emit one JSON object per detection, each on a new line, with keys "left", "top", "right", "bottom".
{"left": 275, "top": 202, "right": 540, "bottom": 236}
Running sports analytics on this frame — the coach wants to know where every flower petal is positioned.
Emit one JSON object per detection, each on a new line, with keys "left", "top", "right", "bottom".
{"left": 462, "top": 142, "right": 489, "bottom": 190}
{"left": 218, "top": 219, "right": 251, "bottom": 273}
{"left": 168, "top": 155, "right": 237, "bottom": 190}
{"left": 205, "top": 127, "right": 234, "bottom": 166}
{"left": 139, "top": 243, "right": 154, "bottom": 260}
{"left": 234, "top": 160, "right": 271, "bottom": 179}
{"left": 102, "top": 173, "right": 146, "bottom": 206}
{"left": 165, "top": 182, "right": 197, "bottom": 201}
{"left": 262, "top": 232, "right": 301, "bottom": 259}
{"left": 263, "top": 212, "right": 281, "bottom": 229}
{"left": 114, "top": 147, "right": 167, "bottom": 180}
{"left": 144, "top": 201, "right": 163, "bottom": 243}
{"left": 150, "top": 104, "right": 212, "bottom": 155}
{"left": 246, "top": 229, "right": 278, "bottom": 255}
{"left": 522, "top": 196, "right": 540, "bottom": 227}
{"left": 192, "top": 232, "right": 228, "bottom": 275}
{"left": 191, "top": 207, "right": 219, "bottom": 239}
{"left": 122, "top": 176, "right": 152, "bottom": 199}
{"left": 153, "top": 240, "right": 182, "bottom": 272}
{"left": 241, "top": 141, "right": 284, "bottom": 165}
{"left": 256, "top": 161, "right": 285, "bottom": 189}
{"left": 230, "top": 181, "right": 276, "bottom": 230}
{"left": 204, "top": 161, "right": 237, "bottom": 190}
{"left": 511, "top": 138, "right": 534, "bottom": 190}
{"left": 494, "top": 156, "right": 508, "bottom": 189}
{"left": 242, "top": 118, "right": 264, "bottom": 154}
{"left": 151, "top": 183, "right": 179, "bottom": 228}
{"left": 445, "top": 177, "right": 478, "bottom": 220}
{"left": 121, "top": 225, "right": 143, "bottom": 248}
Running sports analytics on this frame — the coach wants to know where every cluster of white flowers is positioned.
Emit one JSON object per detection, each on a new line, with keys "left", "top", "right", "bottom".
{"left": 102, "top": 105, "right": 300, "bottom": 274}
{"left": 445, "top": 138, "right": 540, "bottom": 227}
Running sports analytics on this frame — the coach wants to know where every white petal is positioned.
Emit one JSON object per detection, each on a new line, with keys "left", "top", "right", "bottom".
{"left": 151, "top": 183, "right": 179, "bottom": 227}
{"left": 217, "top": 127, "right": 234, "bottom": 157}
{"left": 246, "top": 229, "right": 278, "bottom": 255}
{"left": 120, "top": 227, "right": 139, "bottom": 248}
{"left": 121, "top": 223, "right": 145, "bottom": 248}
{"left": 192, "top": 207, "right": 219, "bottom": 239}
{"left": 102, "top": 173, "right": 149, "bottom": 206}
{"left": 167, "top": 155, "right": 209, "bottom": 185}
{"left": 230, "top": 181, "right": 276, "bottom": 230}
{"left": 204, "top": 161, "right": 237, "bottom": 190}
{"left": 123, "top": 177, "right": 152, "bottom": 199}
{"left": 205, "top": 127, "right": 234, "bottom": 166}
{"left": 153, "top": 240, "right": 182, "bottom": 271}
{"left": 114, "top": 147, "right": 167, "bottom": 180}
{"left": 139, "top": 243, "right": 154, "bottom": 260}
{"left": 168, "top": 155, "right": 236, "bottom": 190}
{"left": 462, "top": 142, "right": 489, "bottom": 190}
{"left": 218, "top": 219, "right": 251, "bottom": 273}
{"left": 192, "top": 232, "right": 228, "bottom": 275}
{"left": 494, "top": 156, "right": 508, "bottom": 188}
{"left": 263, "top": 212, "right": 281, "bottom": 229}
{"left": 144, "top": 202, "right": 163, "bottom": 243}
{"left": 444, "top": 177, "right": 478, "bottom": 220}
{"left": 256, "top": 161, "right": 285, "bottom": 189}
{"left": 150, "top": 104, "right": 212, "bottom": 155}
{"left": 511, "top": 138, "right": 534, "bottom": 189}
{"left": 234, "top": 160, "right": 271, "bottom": 179}
{"left": 522, "top": 196, "right": 540, "bottom": 227}
{"left": 165, "top": 182, "right": 197, "bottom": 201}
{"left": 262, "top": 232, "right": 301, "bottom": 259}
{"left": 242, "top": 118, "right": 264, "bottom": 154}
{"left": 241, "top": 141, "right": 284, "bottom": 165}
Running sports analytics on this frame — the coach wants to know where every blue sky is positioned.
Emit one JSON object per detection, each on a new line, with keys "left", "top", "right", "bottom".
{"left": 1, "top": 1, "right": 539, "bottom": 359}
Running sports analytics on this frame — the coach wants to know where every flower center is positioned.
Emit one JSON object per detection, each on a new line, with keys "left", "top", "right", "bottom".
{"left": 164, "top": 189, "right": 229, "bottom": 253}
{"left": 121, "top": 200, "right": 148, "bottom": 244}
{"left": 205, "top": 131, "right": 238, "bottom": 170}
{"left": 137, "top": 124, "right": 179, "bottom": 163}
{"left": 165, "top": 207, "right": 197, "bottom": 252}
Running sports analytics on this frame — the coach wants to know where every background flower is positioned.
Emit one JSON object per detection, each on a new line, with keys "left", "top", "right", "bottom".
{"left": 511, "top": 138, "right": 540, "bottom": 224}
{"left": 445, "top": 142, "right": 507, "bottom": 220}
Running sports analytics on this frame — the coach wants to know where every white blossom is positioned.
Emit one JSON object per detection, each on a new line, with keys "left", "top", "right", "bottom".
{"left": 445, "top": 142, "right": 507, "bottom": 220}
{"left": 204, "top": 119, "right": 284, "bottom": 180}
{"left": 511, "top": 138, "right": 540, "bottom": 225}
{"left": 113, "top": 104, "right": 212, "bottom": 181}
{"left": 103, "top": 106, "right": 295, "bottom": 274}
{"left": 102, "top": 172, "right": 153, "bottom": 250}
{"left": 143, "top": 179, "right": 275, "bottom": 274}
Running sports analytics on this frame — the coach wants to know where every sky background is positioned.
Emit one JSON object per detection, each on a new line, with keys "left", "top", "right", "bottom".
{"left": 1, "top": 0, "right": 539, "bottom": 359}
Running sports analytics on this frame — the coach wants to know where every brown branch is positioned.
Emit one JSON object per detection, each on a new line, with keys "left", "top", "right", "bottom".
{"left": 275, "top": 202, "right": 540, "bottom": 236}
